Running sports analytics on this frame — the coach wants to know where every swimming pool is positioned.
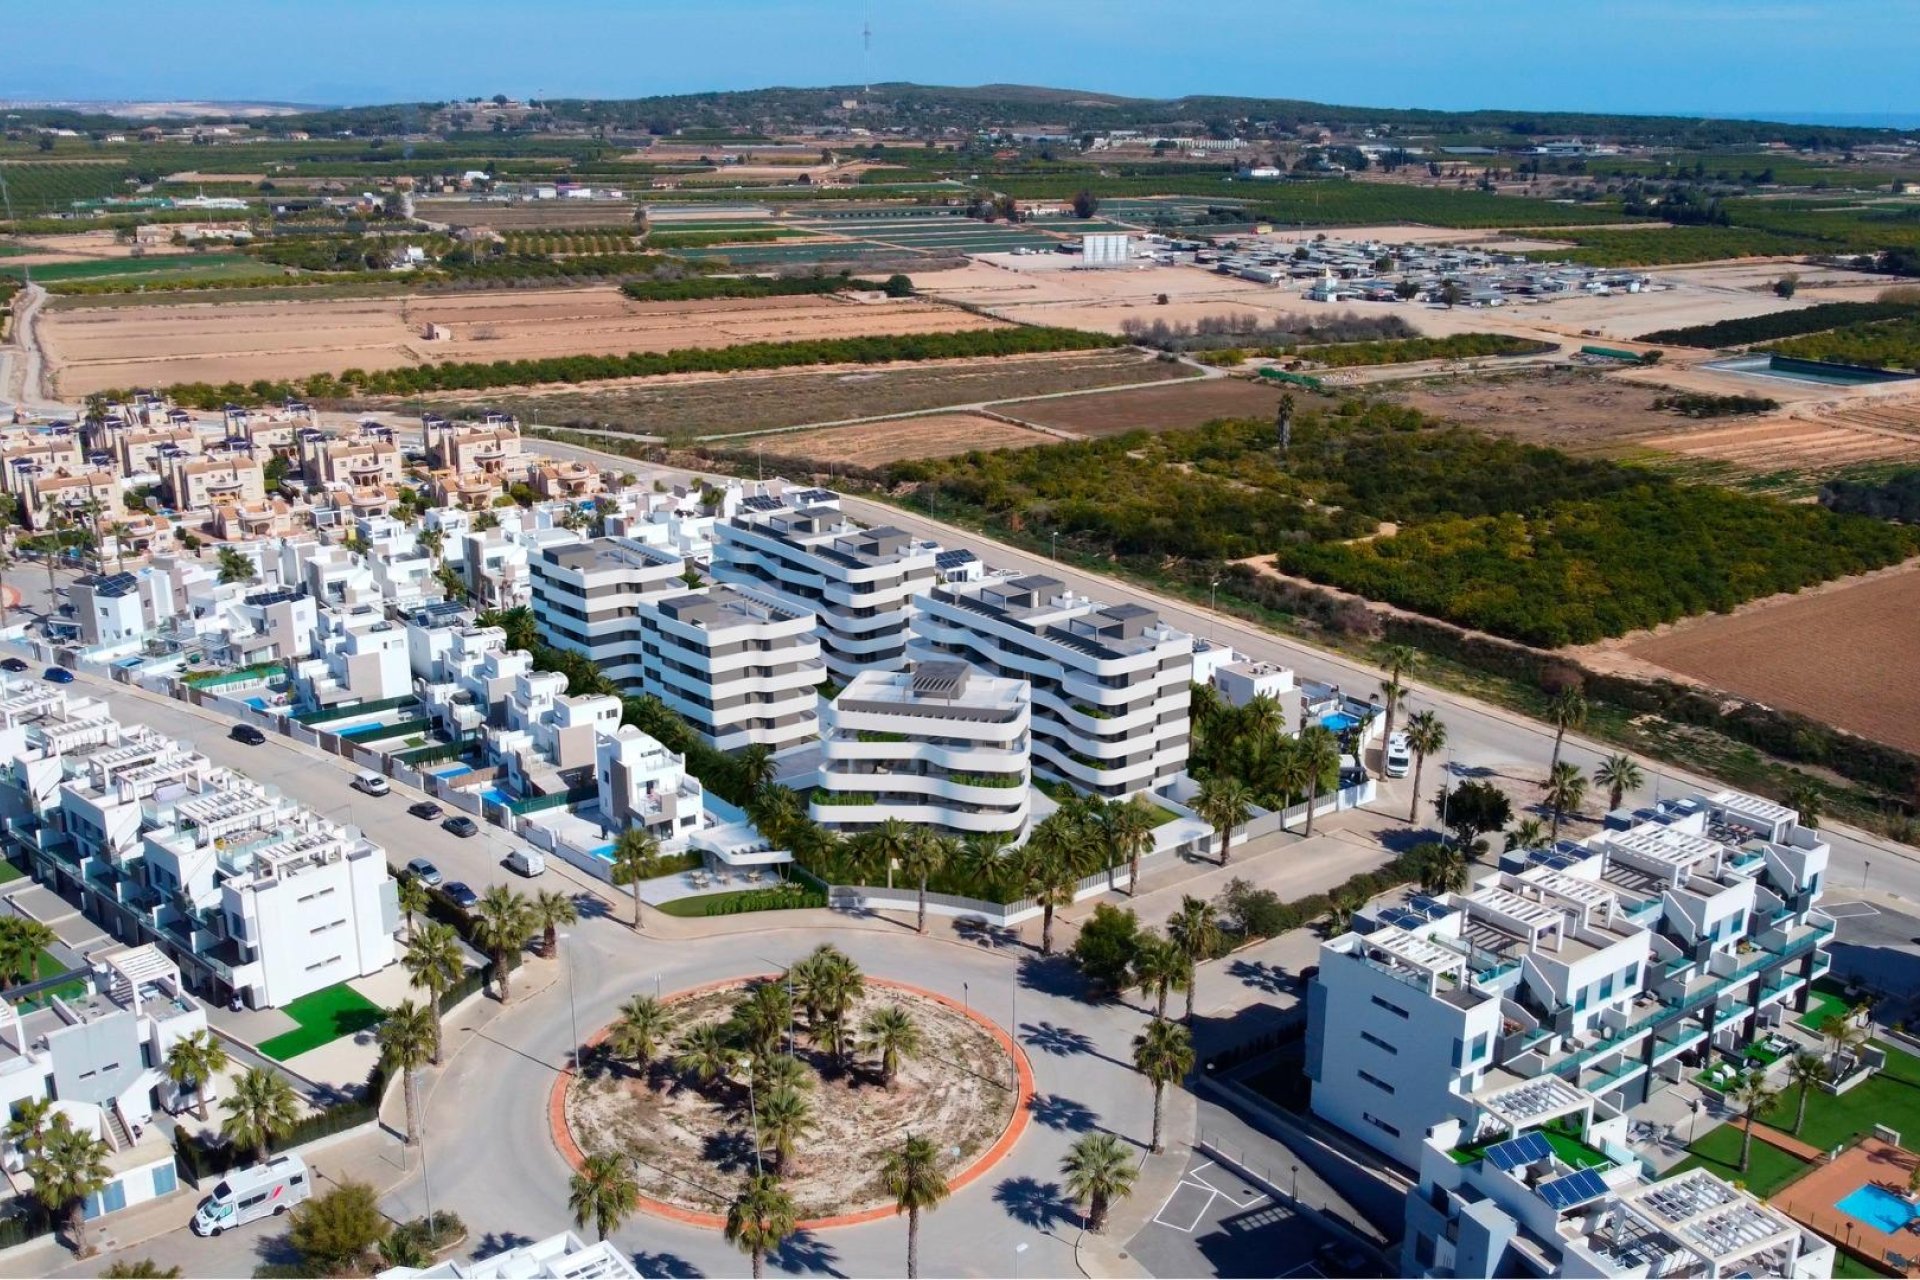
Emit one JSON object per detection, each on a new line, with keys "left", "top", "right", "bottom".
{"left": 1705, "top": 353, "right": 1919, "bottom": 387}
{"left": 243, "top": 696, "right": 270, "bottom": 711}
{"left": 480, "top": 786, "right": 515, "bottom": 807}
{"left": 1836, "top": 1183, "right": 1920, "bottom": 1233}
{"left": 1321, "top": 712, "right": 1361, "bottom": 733}
{"left": 432, "top": 764, "right": 474, "bottom": 780}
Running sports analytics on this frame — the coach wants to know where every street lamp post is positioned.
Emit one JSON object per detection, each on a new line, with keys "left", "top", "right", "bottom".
{"left": 738, "top": 1056, "right": 763, "bottom": 1175}
{"left": 558, "top": 932, "right": 580, "bottom": 1074}
{"left": 963, "top": 981, "right": 969, "bottom": 1019}
{"left": 1014, "top": 1241, "right": 1029, "bottom": 1277}
{"left": 1863, "top": 859, "right": 1871, "bottom": 890}
{"left": 1208, "top": 577, "right": 1220, "bottom": 642}
{"left": 1290, "top": 1163, "right": 1299, "bottom": 1203}
{"left": 1050, "top": 531, "right": 1058, "bottom": 561}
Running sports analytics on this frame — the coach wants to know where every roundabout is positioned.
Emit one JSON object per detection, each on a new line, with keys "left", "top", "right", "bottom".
{"left": 550, "top": 966, "right": 1036, "bottom": 1228}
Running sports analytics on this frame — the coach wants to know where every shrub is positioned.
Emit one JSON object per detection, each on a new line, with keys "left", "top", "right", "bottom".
{"left": 1070, "top": 904, "right": 1143, "bottom": 993}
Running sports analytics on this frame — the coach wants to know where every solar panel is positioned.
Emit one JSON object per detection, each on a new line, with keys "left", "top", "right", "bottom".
{"left": 1539, "top": 1167, "right": 1610, "bottom": 1211}
{"left": 741, "top": 494, "right": 784, "bottom": 512}
{"left": 935, "top": 549, "right": 978, "bottom": 570}
{"left": 1484, "top": 1132, "right": 1553, "bottom": 1171}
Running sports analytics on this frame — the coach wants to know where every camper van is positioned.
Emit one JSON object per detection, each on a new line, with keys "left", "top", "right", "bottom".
{"left": 191, "top": 1155, "right": 311, "bottom": 1236}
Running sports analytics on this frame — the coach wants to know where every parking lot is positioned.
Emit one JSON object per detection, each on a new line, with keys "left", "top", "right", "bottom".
{"left": 1127, "top": 1155, "right": 1341, "bottom": 1279}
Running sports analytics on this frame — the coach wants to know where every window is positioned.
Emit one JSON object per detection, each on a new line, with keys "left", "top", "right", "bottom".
{"left": 1359, "top": 1070, "right": 1395, "bottom": 1095}
{"left": 151, "top": 1164, "right": 177, "bottom": 1197}
{"left": 1599, "top": 974, "right": 1614, "bottom": 1001}
{"left": 1360, "top": 1031, "right": 1398, "bottom": 1055}
{"left": 1471, "top": 1033, "right": 1490, "bottom": 1062}
{"left": 1363, "top": 1113, "right": 1401, "bottom": 1138}
{"left": 1624, "top": 962, "right": 1640, "bottom": 988}
{"left": 1370, "top": 995, "right": 1410, "bottom": 1020}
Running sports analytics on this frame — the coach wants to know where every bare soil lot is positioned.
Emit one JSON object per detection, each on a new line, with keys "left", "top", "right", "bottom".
{"left": 1640, "top": 412, "right": 1920, "bottom": 481}
{"left": 1389, "top": 368, "right": 1704, "bottom": 454}
{"left": 764, "top": 413, "right": 1051, "bottom": 466}
{"left": 1002, "top": 375, "right": 1315, "bottom": 437}
{"left": 38, "top": 285, "right": 998, "bottom": 397}
{"left": 419, "top": 349, "right": 1192, "bottom": 440}
{"left": 1626, "top": 563, "right": 1920, "bottom": 754}
{"left": 419, "top": 200, "right": 643, "bottom": 229}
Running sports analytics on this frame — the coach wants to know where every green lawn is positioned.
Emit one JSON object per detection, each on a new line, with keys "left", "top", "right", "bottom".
{"left": 1797, "top": 980, "right": 1854, "bottom": 1033}
{"left": 256, "top": 983, "right": 386, "bottom": 1062}
{"left": 0, "top": 859, "right": 24, "bottom": 884}
{"left": 655, "top": 885, "right": 823, "bottom": 917}
{"left": 1742, "top": 1040, "right": 1920, "bottom": 1152}
{"left": 1835, "top": 1251, "right": 1895, "bottom": 1278}
{"left": 1668, "top": 1122, "right": 1811, "bottom": 1198}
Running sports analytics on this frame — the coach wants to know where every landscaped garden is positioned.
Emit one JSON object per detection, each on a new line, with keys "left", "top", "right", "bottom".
{"left": 562, "top": 947, "right": 1018, "bottom": 1221}
{"left": 257, "top": 982, "right": 388, "bottom": 1062}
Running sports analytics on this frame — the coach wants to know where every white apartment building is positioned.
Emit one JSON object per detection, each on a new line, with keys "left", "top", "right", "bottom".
{"left": 644, "top": 586, "right": 822, "bottom": 752}
{"left": 908, "top": 571, "right": 1193, "bottom": 797}
{"left": 292, "top": 605, "right": 412, "bottom": 711}
{"left": 595, "top": 725, "right": 704, "bottom": 851}
{"left": 1305, "top": 791, "right": 1833, "bottom": 1171}
{"left": 0, "top": 688, "right": 397, "bottom": 1008}
{"left": 712, "top": 489, "right": 940, "bottom": 682}
{"left": 811, "top": 662, "right": 1030, "bottom": 838}
{"left": 488, "top": 669, "right": 621, "bottom": 799}
{"left": 380, "top": 1229, "right": 640, "bottom": 1280}
{"left": 532, "top": 538, "right": 688, "bottom": 686}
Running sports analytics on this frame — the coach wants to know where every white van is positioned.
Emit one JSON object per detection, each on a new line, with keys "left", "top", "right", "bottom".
{"left": 1384, "top": 732, "right": 1412, "bottom": 779}
{"left": 191, "top": 1155, "right": 311, "bottom": 1236}
{"left": 505, "top": 848, "right": 546, "bottom": 878}
{"left": 351, "top": 772, "right": 390, "bottom": 796}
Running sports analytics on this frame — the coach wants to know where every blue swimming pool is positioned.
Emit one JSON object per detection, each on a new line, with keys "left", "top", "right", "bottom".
{"left": 1836, "top": 1183, "right": 1920, "bottom": 1233}
{"left": 480, "top": 786, "right": 514, "bottom": 806}
{"left": 243, "top": 695, "right": 270, "bottom": 711}
{"left": 1321, "top": 712, "right": 1361, "bottom": 733}
{"left": 432, "top": 764, "right": 473, "bottom": 779}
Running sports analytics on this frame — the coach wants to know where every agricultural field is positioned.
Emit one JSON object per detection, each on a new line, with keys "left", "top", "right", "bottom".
{"left": 1637, "top": 410, "right": 1920, "bottom": 492}
{"left": 1771, "top": 314, "right": 1920, "bottom": 371}
{"left": 424, "top": 348, "right": 1194, "bottom": 439}
{"left": 0, "top": 161, "right": 149, "bottom": 214}
{"left": 36, "top": 284, "right": 1010, "bottom": 398}
{"left": 1, "top": 252, "right": 285, "bottom": 287}
{"left": 1626, "top": 564, "right": 1920, "bottom": 755}
{"left": 418, "top": 199, "right": 643, "bottom": 230}
{"left": 751, "top": 412, "right": 1053, "bottom": 466}
{"left": 1541, "top": 225, "right": 1820, "bottom": 267}
{"left": 495, "top": 230, "right": 639, "bottom": 256}
{"left": 997, "top": 375, "right": 1304, "bottom": 437}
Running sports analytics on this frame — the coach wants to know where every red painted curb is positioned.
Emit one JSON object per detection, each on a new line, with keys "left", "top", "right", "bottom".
{"left": 548, "top": 972, "right": 1036, "bottom": 1231}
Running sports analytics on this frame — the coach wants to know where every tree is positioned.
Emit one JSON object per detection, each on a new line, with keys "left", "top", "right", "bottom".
{"left": 165, "top": 1029, "right": 229, "bottom": 1121}
{"left": 726, "top": 1172, "right": 797, "bottom": 1279}
{"left": 1376, "top": 644, "right": 1418, "bottom": 755}
{"left": 1106, "top": 794, "right": 1158, "bottom": 897}
{"left": 1133, "top": 1018, "right": 1195, "bottom": 1154}
{"left": 1774, "top": 273, "right": 1799, "bottom": 299}
{"left": 1544, "top": 762, "right": 1588, "bottom": 843}
{"left": 739, "top": 743, "right": 777, "bottom": 794}
{"left": 1018, "top": 813, "right": 1091, "bottom": 955}
{"left": 1594, "top": 753, "right": 1643, "bottom": 813}
{"left": 101, "top": 1261, "right": 182, "bottom": 1278}
{"left": 568, "top": 1151, "right": 638, "bottom": 1242}
{"left": 1070, "top": 903, "right": 1143, "bottom": 994}
{"left": 4, "top": 1096, "right": 51, "bottom": 1163}
{"left": 1730, "top": 1071, "right": 1780, "bottom": 1173}
{"left": 1417, "top": 842, "right": 1469, "bottom": 895}
{"left": 858, "top": 817, "right": 916, "bottom": 891}
{"left": 472, "top": 885, "right": 534, "bottom": 1003}
{"left": 1195, "top": 776, "right": 1254, "bottom": 866}
{"left": 1505, "top": 817, "right": 1546, "bottom": 853}
{"left": 883, "top": 1134, "right": 949, "bottom": 1279}
{"left": 220, "top": 1066, "right": 300, "bottom": 1162}
{"left": 1544, "top": 688, "right": 1588, "bottom": 782}
{"left": 0, "top": 914, "right": 57, "bottom": 987}
{"left": 1071, "top": 190, "right": 1100, "bottom": 219}
{"left": 30, "top": 1114, "right": 109, "bottom": 1256}
{"left": 288, "top": 1181, "right": 387, "bottom": 1275}
{"left": 1166, "top": 896, "right": 1221, "bottom": 1023}
{"left": 416, "top": 526, "right": 445, "bottom": 569}
{"left": 1296, "top": 723, "right": 1341, "bottom": 837}
{"left": 1061, "top": 1132, "right": 1138, "bottom": 1233}
{"left": 1786, "top": 1052, "right": 1830, "bottom": 1136}
{"left": 216, "top": 546, "right": 256, "bottom": 584}
{"left": 402, "top": 923, "right": 464, "bottom": 1066}
{"left": 1787, "top": 778, "right": 1824, "bottom": 830}
{"left": 733, "top": 981, "right": 793, "bottom": 1063}
{"left": 674, "top": 1023, "right": 735, "bottom": 1090}
{"left": 861, "top": 1005, "right": 922, "bottom": 1088}
{"left": 377, "top": 1000, "right": 439, "bottom": 1148}
{"left": 1437, "top": 779, "right": 1512, "bottom": 857}
{"left": 530, "top": 889, "right": 578, "bottom": 959}
{"left": 881, "top": 273, "right": 915, "bottom": 298}
{"left": 608, "top": 994, "right": 676, "bottom": 1083}
{"left": 898, "top": 830, "right": 955, "bottom": 935}
{"left": 609, "top": 826, "right": 660, "bottom": 931}
{"left": 755, "top": 1086, "right": 815, "bottom": 1175}
{"left": 397, "top": 875, "right": 431, "bottom": 937}
{"left": 1132, "top": 934, "right": 1188, "bottom": 1022}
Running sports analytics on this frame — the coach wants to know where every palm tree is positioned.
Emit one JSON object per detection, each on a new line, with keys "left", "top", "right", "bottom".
{"left": 1166, "top": 896, "right": 1221, "bottom": 1024}
{"left": 955, "top": 830, "right": 1015, "bottom": 900}
{"left": 861, "top": 1005, "right": 922, "bottom": 1088}
{"left": 1419, "top": 846, "right": 1469, "bottom": 895}
{"left": 1505, "top": 817, "right": 1547, "bottom": 853}
{"left": 1544, "top": 687, "right": 1588, "bottom": 783}
{"left": 416, "top": 526, "right": 445, "bottom": 571}
{"left": 733, "top": 982, "right": 793, "bottom": 1063}
{"left": 1296, "top": 724, "right": 1340, "bottom": 837}
{"left": 165, "top": 1030, "right": 229, "bottom": 1120}
{"left": 897, "top": 831, "right": 954, "bottom": 935}
{"left": 472, "top": 885, "right": 534, "bottom": 1004}
{"left": 1787, "top": 778, "right": 1824, "bottom": 830}
{"left": 220, "top": 1066, "right": 301, "bottom": 1162}
{"left": 402, "top": 922, "right": 464, "bottom": 1065}
{"left": 1268, "top": 743, "right": 1313, "bottom": 834}
{"left": 1545, "top": 762, "right": 1588, "bottom": 843}
{"left": 755, "top": 1087, "right": 815, "bottom": 1175}
{"left": 1786, "top": 1052, "right": 1831, "bottom": 1136}
{"left": 882, "top": 1134, "right": 950, "bottom": 1279}
{"left": 397, "top": 876, "right": 431, "bottom": 937}
{"left": 568, "top": 1151, "right": 637, "bottom": 1243}
{"left": 807, "top": 949, "right": 864, "bottom": 1067}
{"left": 1377, "top": 643, "right": 1418, "bottom": 754}
{"left": 377, "top": 1000, "right": 438, "bottom": 1148}
{"left": 4, "top": 1096, "right": 51, "bottom": 1162}
{"left": 1019, "top": 815, "right": 1088, "bottom": 956}
{"left": 1132, "top": 935, "right": 1187, "bottom": 1021}
{"left": 1194, "top": 776, "right": 1254, "bottom": 866}
{"left": 1404, "top": 710, "right": 1448, "bottom": 824}
{"left": 1133, "top": 1018, "right": 1195, "bottom": 1154}
{"left": 1061, "top": 1133, "right": 1139, "bottom": 1233}
{"left": 1594, "top": 753, "right": 1643, "bottom": 813}
{"left": 738, "top": 743, "right": 777, "bottom": 795}
{"left": 0, "top": 916, "right": 57, "bottom": 987}
{"left": 608, "top": 994, "right": 676, "bottom": 1084}
{"left": 608, "top": 827, "right": 660, "bottom": 932}
{"left": 1822, "top": 1012, "right": 1870, "bottom": 1072}
{"left": 725, "top": 1172, "right": 797, "bottom": 1280}
{"left": 1106, "top": 794, "right": 1158, "bottom": 897}
{"left": 530, "top": 889, "right": 578, "bottom": 959}
{"left": 29, "top": 1114, "right": 110, "bottom": 1257}
{"left": 675, "top": 1023, "right": 735, "bottom": 1091}
{"left": 863, "top": 817, "right": 916, "bottom": 890}
{"left": 1730, "top": 1071, "right": 1780, "bottom": 1173}
{"left": 749, "top": 785, "right": 802, "bottom": 848}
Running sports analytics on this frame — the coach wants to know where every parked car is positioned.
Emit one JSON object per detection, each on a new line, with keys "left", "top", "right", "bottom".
{"left": 351, "top": 772, "right": 390, "bottom": 797}
{"left": 403, "top": 858, "right": 443, "bottom": 887}
{"left": 1384, "top": 731, "right": 1412, "bottom": 779}
{"left": 1315, "top": 1241, "right": 1374, "bottom": 1277}
{"left": 443, "top": 881, "right": 479, "bottom": 909}
{"left": 408, "top": 800, "right": 442, "bottom": 820}
{"left": 505, "top": 848, "right": 545, "bottom": 878}
{"left": 41, "top": 667, "right": 74, "bottom": 684}
{"left": 0, "top": 658, "right": 27, "bottom": 672}
{"left": 230, "top": 724, "right": 267, "bottom": 746}
{"left": 442, "top": 816, "right": 479, "bottom": 838}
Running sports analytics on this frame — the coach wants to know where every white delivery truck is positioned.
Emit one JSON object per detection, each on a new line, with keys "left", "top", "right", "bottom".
{"left": 191, "top": 1155, "right": 311, "bottom": 1236}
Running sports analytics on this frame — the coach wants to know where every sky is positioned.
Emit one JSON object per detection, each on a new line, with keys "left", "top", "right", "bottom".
{"left": 10, "top": 0, "right": 1920, "bottom": 125}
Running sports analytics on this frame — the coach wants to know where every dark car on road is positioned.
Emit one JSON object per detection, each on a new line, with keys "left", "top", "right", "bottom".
{"left": 442, "top": 815, "right": 479, "bottom": 838}
{"left": 442, "top": 881, "right": 479, "bottom": 909}
{"left": 403, "top": 858, "right": 443, "bottom": 887}
{"left": 230, "top": 724, "right": 267, "bottom": 746}
{"left": 1316, "top": 1241, "right": 1374, "bottom": 1277}
{"left": 408, "top": 800, "right": 443, "bottom": 820}
{"left": 0, "top": 658, "right": 27, "bottom": 673}
{"left": 42, "top": 668, "right": 74, "bottom": 684}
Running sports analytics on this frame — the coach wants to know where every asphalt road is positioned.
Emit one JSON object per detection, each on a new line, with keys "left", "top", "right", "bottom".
{"left": 1127, "top": 1155, "right": 1332, "bottom": 1280}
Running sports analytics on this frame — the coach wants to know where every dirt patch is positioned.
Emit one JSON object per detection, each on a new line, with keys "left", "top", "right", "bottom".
{"left": 419, "top": 201, "right": 644, "bottom": 230}
{"left": 564, "top": 982, "right": 1016, "bottom": 1221}
{"left": 1387, "top": 367, "right": 1692, "bottom": 454}
{"left": 1639, "top": 413, "right": 1920, "bottom": 482}
{"left": 1623, "top": 561, "right": 1920, "bottom": 754}
{"left": 762, "top": 413, "right": 1052, "bottom": 466}
{"left": 1001, "top": 375, "right": 1321, "bottom": 437}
